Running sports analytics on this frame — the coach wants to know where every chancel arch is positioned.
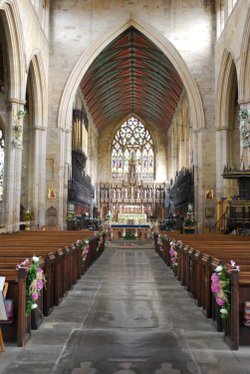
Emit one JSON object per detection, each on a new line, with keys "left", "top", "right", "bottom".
{"left": 57, "top": 17, "right": 204, "bottom": 226}
{"left": 58, "top": 16, "right": 204, "bottom": 132}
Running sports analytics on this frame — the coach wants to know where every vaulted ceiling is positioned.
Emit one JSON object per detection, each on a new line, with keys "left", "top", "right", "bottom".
{"left": 80, "top": 27, "right": 184, "bottom": 131}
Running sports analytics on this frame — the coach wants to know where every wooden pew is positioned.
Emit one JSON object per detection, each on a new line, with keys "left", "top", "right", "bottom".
{"left": 0, "top": 267, "right": 29, "bottom": 347}
{"left": 153, "top": 232, "right": 250, "bottom": 350}
{"left": 0, "top": 230, "right": 106, "bottom": 346}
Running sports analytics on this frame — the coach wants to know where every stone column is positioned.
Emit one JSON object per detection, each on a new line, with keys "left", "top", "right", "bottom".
{"left": 46, "top": 126, "right": 71, "bottom": 230}
{"left": 4, "top": 99, "right": 26, "bottom": 232}
{"left": 216, "top": 127, "right": 230, "bottom": 197}
{"left": 194, "top": 126, "right": 216, "bottom": 231}
{"left": 32, "top": 126, "right": 47, "bottom": 228}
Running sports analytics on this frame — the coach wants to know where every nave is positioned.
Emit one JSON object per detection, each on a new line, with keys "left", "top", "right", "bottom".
{"left": 1, "top": 242, "right": 250, "bottom": 374}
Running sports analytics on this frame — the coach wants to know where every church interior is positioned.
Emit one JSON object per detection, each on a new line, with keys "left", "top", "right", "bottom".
{"left": 0, "top": 0, "right": 249, "bottom": 373}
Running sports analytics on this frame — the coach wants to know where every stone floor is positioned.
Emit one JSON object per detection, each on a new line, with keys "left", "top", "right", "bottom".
{"left": 1, "top": 241, "right": 250, "bottom": 373}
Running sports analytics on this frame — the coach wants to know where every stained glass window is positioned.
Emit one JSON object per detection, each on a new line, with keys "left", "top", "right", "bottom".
{"left": 111, "top": 117, "right": 154, "bottom": 180}
{"left": 0, "top": 128, "right": 4, "bottom": 201}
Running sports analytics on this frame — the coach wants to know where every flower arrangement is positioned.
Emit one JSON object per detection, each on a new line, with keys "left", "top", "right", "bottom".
{"left": 211, "top": 260, "right": 240, "bottom": 319}
{"left": 157, "top": 234, "right": 165, "bottom": 251}
{"left": 169, "top": 240, "right": 182, "bottom": 267}
{"left": 124, "top": 231, "right": 136, "bottom": 240}
{"left": 96, "top": 234, "right": 104, "bottom": 252}
{"left": 66, "top": 212, "right": 76, "bottom": 222}
{"left": 12, "top": 109, "right": 26, "bottom": 148}
{"left": 183, "top": 209, "right": 196, "bottom": 227}
{"left": 81, "top": 239, "right": 90, "bottom": 261}
{"left": 23, "top": 209, "right": 35, "bottom": 221}
{"left": 17, "top": 256, "right": 46, "bottom": 316}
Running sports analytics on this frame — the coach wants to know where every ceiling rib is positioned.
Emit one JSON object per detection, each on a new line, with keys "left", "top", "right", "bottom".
{"left": 80, "top": 27, "right": 184, "bottom": 131}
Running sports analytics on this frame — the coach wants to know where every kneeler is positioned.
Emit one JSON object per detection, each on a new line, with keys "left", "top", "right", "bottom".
{"left": 0, "top": 282, "right": 8, "bottom": 352}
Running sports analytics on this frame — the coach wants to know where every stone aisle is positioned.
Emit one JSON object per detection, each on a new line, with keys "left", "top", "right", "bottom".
{"left": 1, "top": 242, "right": 250, "bottom": 373}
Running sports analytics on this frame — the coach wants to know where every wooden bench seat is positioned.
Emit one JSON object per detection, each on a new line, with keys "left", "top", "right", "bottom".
{"left": 0, "top": 267, "right": 29, "bottom": 347}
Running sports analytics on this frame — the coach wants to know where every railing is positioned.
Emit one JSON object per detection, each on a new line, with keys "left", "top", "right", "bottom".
{"left": 209, "top": 206, "right": 229, "bottom": 233}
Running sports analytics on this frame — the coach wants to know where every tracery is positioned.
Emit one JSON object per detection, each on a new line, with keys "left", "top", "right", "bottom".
{"left": 111, "top": 117, "right": 154, "bottom": 181}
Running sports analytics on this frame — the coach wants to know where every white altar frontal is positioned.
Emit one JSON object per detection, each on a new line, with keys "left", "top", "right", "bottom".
{"left": 117, "top": 212, "right": 147, "bottom": 224}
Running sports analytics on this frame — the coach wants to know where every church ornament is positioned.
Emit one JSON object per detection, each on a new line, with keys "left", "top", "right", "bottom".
{"left": 23, "top": 209, "right": 35, "bottom": 230}
{"left": 12, "top": 109, "right": 26, "bottom": 149}
{"left": 239, "top": 109, "right": 250, "bottom": 148}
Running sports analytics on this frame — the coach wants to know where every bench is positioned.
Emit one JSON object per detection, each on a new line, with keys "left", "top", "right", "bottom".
{"left": 154, "top": 232, "right": 250, "bottom": 350}
{"left": 0, "top": 231, "right": 106, "bottom": 346}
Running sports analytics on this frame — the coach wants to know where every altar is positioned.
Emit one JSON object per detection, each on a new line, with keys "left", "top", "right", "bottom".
{"left": 117, "top": 212, "right": 147, "bottom": 224}
{"left": 110, "top": 223, "right": 151, "bottom": 240}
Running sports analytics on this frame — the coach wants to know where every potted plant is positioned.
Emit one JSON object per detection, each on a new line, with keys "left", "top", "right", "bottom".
{"left": 66, "top": 212, "right": 76, "bottom": 230}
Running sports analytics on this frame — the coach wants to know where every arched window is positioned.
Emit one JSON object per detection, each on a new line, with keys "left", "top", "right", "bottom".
{"left": 0, "top": 127, "right": 4, "bottom": 201}
{"left": 111, "top": 117, "right": 154, "bottom": 181}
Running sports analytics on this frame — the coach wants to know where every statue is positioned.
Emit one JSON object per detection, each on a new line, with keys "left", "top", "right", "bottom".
{"left": 128, "top": 153, "right": 137, "bottom": 184}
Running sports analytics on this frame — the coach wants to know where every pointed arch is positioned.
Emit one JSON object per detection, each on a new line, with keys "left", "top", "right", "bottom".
{"left": 216, "top": 49, "right": 238, "bottom": 130}
{"left": 27, "top": 51, "right": 47, "bottom": 129}
{"left": 239, "top": 9, "right": 250, "bottom": 102}
{"left": 58, "top": 15, "right": 204, "bottom": 132}
{"left": 0, "top": 0, "right": 26, "bottom": 100}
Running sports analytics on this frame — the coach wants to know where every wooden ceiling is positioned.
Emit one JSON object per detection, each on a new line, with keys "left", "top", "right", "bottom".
{"left": 80, "top": 27, "right": 184, "bottom": 131}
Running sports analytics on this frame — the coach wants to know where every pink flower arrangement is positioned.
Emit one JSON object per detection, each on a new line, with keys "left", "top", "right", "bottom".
{"left": 96, "top": 234, "right": 104, "bottom": 252}
{"left": 211, "top": 261, "right": 239, "bottom": 319}
{"left": 157, "top": 235, "right": 165, "bottom": 252}
{"left": 17, "top": 256, "right": 46, "bottom": 315}
{"left": 82, "top": 240, "right": 90, "bottom": 261}
{"left": 169, "top": 240, "right": 182, "bottom": 268}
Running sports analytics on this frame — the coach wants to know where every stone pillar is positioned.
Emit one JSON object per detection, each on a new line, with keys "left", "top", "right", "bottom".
{"left": 193, "top": 126, "right": 216, "bottom": 231}
{"left": 4, "top": 100, "right": 26, "bottom": 232}
{"left": 216, "top": 127, "right": 230, "bottom": 197}
{"left": 61, "top": 128, "right": 71, "bottom": 229}
{"left": 32, "top": 126, "right": 47, "bottom": 228}
{"left": 46, "top": 126, "right": 71, "bottom": 230}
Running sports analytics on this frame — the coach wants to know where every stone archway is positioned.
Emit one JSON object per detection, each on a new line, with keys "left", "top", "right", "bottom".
{"left": 216, "top": 50, "right": 239, "bottom": 197}
{"left": 0, "top": 1, "right": 26, "bottom": 231}
{"left": 58, "top": 15, "right": 204, "bottom": 133}
{"left": 56, "top": 15, "right": 205, "bottom": 227}
{"left": 239, "top": 9, "right": 250, "bottom": 102}
{"left": 22, "top": 53, "right": 47, "bottom": 229}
